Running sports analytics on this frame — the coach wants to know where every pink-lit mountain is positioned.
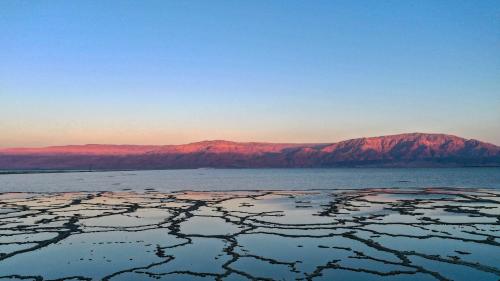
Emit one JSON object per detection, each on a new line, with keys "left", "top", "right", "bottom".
{"left": 1, "top": 133, "right": 499, "bottom": 170}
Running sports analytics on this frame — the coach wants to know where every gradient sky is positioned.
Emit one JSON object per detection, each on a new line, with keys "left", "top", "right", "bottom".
{"left": 1, "top": 0, "right": 499, "bottom": 147}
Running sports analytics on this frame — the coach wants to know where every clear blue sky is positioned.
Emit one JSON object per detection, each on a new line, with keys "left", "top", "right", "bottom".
{"left": 1, "top": 0, "right": 499, "bottom": 146}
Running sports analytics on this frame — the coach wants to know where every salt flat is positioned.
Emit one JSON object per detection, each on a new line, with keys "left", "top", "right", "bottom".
{"left": 0, "top": 188, "right": 499, "bottom": 280}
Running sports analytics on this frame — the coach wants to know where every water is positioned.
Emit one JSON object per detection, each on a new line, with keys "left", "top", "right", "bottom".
{"left": 0, "top": 189, "right": 499, "bottom": 280}
{"left": 1, "top": 168, "right": 499, "bottom": 280}
{"left": 0, "top": 168, "right": 499, "bottom": 192}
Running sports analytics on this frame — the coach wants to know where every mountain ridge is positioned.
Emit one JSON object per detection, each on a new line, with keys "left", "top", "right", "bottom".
{"left": 1, "top": 133, "right": 499, "bottom": 169}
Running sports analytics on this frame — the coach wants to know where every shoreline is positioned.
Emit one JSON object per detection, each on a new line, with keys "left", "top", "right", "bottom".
{"left": 1, "top": 166, "right": 499, "bottom": 175}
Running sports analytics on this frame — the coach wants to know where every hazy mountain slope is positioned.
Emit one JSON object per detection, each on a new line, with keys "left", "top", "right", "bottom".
{"left": 0, "top": 133, "right": 499, "bottom": 169}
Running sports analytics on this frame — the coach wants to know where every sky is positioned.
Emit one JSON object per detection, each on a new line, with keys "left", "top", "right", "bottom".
{"left": 1, "top": 0, "right": 499, "bottom": 147}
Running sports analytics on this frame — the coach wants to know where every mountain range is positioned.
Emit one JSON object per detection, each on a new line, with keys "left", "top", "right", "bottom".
{"left": 0, "top": 133, "right": 499, "bottom": 170}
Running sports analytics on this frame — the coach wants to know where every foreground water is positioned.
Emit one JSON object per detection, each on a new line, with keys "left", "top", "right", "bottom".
{"left": 0, "top": 188, "right": 499, "bottom": 280}
{"left": 0, "top": 168, "right": 499, "bottom": 192}
{"left": 0, "top": 169, "right": 499, "bottom": 280}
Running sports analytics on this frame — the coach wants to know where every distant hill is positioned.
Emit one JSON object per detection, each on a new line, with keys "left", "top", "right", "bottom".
{"left": 1, "top": 133, "right": 499, "bottom": 170}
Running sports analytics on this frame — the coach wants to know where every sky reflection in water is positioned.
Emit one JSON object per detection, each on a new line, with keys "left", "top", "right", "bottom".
{"left": 0, "top": 188, "right": 499, "bottom": 280}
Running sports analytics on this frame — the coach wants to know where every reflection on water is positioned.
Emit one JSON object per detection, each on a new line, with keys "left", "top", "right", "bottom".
{"left": 0, "top": 168, "right": 499, "bottom": 192}
{"left": 0, "top": 188, "right": 499, "bottom": 280}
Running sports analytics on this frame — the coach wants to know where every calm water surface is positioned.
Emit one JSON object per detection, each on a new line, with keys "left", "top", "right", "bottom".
{"left": 0, "top": 168, "right": 499, "bottom": 192}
